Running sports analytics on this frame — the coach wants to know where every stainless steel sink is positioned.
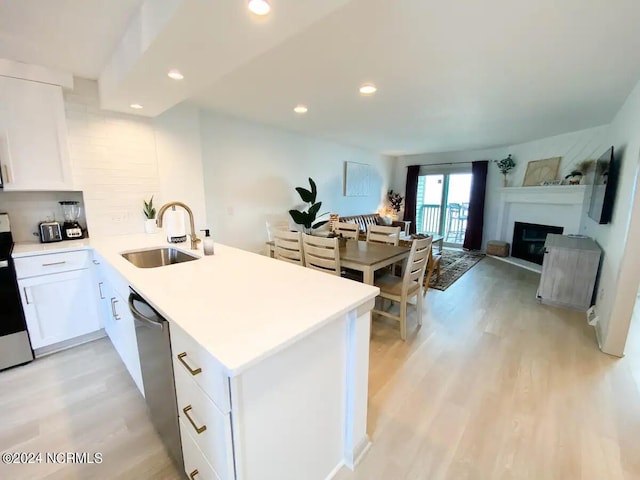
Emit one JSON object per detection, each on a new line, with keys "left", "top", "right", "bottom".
{"left": 121, "top": 247, "right": 199, "bottom": 268}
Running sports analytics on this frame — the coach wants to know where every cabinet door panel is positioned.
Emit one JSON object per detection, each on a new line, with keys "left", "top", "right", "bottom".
{"left": 109, "top": 288, "right": 145, "bottom": 396}
{"left": 18, "top": 269, "right": 101, "bottom": 349}
{"left": 0, "top": 76, "right": 71, "bottom": 191}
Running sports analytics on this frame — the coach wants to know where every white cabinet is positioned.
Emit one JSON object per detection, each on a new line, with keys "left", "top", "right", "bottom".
{"left": 0, "top": 76, "right": 72, "bottom": 191}
{"left": 92, "top": 253, "right": 144, "bottom": 396}
{"left": 537, "top": 234, "right": 602, "bottom": 311}
{"left": 18, "top": 268, "right": 101, "bottom": 350}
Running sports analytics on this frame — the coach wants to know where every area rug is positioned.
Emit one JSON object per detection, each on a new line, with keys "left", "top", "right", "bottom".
{"left": 429, "top": 250, "right": 484, "bottom": 291}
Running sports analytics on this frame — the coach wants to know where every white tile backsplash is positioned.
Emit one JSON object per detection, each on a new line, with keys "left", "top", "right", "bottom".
{"left": 65, "top": 79, "right": 160, "bottom": 237}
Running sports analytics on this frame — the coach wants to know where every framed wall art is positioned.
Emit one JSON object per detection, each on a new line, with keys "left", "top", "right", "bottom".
{"left": 344, "top": 161, "right": 372, "bottom": 196}
{"left": 522, "top": 157, "right": 561, "bottom": 186}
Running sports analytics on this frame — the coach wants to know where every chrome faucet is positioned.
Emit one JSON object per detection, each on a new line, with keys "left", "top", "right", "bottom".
{"left": 156, "top": 201, "right": 201, "bottom": 250}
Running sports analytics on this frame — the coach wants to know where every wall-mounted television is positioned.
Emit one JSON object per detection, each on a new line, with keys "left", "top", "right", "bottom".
{"left": 588, "top": 146, "right": 617, "bottom": 224}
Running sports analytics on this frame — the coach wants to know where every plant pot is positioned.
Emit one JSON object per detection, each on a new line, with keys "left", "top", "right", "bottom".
{"left": 144, "top": 218, "right": 157, "bottom": 234}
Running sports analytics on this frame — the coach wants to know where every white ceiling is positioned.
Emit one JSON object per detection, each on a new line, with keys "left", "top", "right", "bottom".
{"left": 2, "top": 0, "right": 640, "bottom": 154}
{"left": 0, "top": 0, "right": 144, "bottom": 79}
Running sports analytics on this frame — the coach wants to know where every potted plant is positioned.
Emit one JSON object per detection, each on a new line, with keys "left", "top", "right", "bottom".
{"left": 143, "top": 196, "right": 157, "bottom": 234}
{"left": 495, "top": 154, "right": 516, "bottom": 187}
{"left": 388, "top": 190, "right": 404, "bottom": 220}
{"left": 289, "top": 178, "right": 329, "bottom": 234}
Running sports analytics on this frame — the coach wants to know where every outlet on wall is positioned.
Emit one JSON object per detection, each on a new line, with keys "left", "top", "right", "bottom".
{"left": 598, "top": 288, "right": 605, "bottom": 301}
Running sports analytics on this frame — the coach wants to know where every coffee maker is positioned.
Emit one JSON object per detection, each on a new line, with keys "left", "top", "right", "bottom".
{"left": 59, "top": 201, "right": 84, "bottom": 240}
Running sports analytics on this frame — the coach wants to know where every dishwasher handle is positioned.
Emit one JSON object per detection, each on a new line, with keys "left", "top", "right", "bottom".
{"left": 128, "top": 290, "right": 164, "bottom": 330}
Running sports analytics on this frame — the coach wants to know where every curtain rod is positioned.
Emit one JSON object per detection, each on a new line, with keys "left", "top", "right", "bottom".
{"left": 412, "top": 161, "right": 473, "bottom": 167}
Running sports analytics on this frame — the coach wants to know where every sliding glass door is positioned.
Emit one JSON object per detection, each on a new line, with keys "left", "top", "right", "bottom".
{"left": 416, "top": 172, "right": 472, "bottom": 246}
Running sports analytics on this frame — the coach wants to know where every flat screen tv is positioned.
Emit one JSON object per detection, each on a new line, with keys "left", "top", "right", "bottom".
{"left": 588, "top": 146, "right": 617, "bottom": 224}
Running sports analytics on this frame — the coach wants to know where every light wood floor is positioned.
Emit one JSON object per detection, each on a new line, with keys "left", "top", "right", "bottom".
{"left": 336, "top": 257, "right": 640, "bottom": 480}
{"left": 2, "top": 257, "right": 640, "bottom": 479}
{"left": 0, "top": 338, "right": 183, "bottom": 480}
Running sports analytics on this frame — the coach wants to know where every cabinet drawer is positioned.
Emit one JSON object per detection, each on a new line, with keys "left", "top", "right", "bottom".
{"left": 174, "top": 365, "right": 235, "bottom": 480}
{"left": 179, "top": 418, "right": 221, "bottom": 480}
{"left": 170, "top": 323, "right": 230, "bottom": 413}
{"left": 14, "top": 250, "right": 90, "bottom": 279}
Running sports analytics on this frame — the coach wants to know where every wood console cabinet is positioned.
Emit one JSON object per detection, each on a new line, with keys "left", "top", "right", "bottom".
{"left": 537, "top": 234, "right": 601, "bottom": 311}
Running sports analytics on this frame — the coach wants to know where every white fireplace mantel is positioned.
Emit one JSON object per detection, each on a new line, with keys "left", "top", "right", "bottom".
{"left": 495, "top": 185, "right": 588, "bottom": 244}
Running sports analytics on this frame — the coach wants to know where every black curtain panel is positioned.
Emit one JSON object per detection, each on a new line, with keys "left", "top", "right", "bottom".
{"left": 403, "top": 165, "right": 420, "bottom": 234}
{"left": 463, "top": 160, "right": 489, "bottom": 251}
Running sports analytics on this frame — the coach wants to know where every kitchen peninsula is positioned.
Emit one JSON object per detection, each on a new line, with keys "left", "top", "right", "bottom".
{"left": 12, "top": 233, "right": 378, "bottom": 480}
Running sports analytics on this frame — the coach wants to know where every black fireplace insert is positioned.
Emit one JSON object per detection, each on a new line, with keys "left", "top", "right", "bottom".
{"left": 512, "top": 222, "right": 564, "bottom": 265}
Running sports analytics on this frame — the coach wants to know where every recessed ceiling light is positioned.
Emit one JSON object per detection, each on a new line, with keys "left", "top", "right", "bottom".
{"left": 293, "top": 105, "right": 308, "bottom": 114}
{"left": 130, "top": 103, "right": 143, "bottom": 109}
{"left": 359, "top": 83, "right": 377, "bottom": 96}
{"left": 167, "top": 69, "right": 184, "bottom": 80}
{"left": 248, "top": 0, "right": 270, "bottom": 16}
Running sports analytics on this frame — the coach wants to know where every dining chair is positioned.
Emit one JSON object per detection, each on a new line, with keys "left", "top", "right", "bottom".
{"left": 265, "top": 215, "right": 290, "bottom": 241}
{"left": 367, "top": 225, "right": 401, "bottom": 246}
{"left": 372, "top": 236, "right": 432, "bottom": 340}
{"left": 273, "top": 230, "right": 304, "bottom": 266}
{"left": 335, "top": 222, "right": 360, "bottom": 240}
{"left": 423, "top": 247, "right": 442, "bottom": 292}
{"left": 302, "top": 234, "right": 341, "bottom": 276}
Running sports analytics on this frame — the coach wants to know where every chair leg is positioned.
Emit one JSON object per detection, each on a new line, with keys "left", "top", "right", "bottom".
{"left": 400, "top": 301, "right": 407, "bottom": 340}
{"left": 417, "top": 291, "right": 423, "bottom": 326}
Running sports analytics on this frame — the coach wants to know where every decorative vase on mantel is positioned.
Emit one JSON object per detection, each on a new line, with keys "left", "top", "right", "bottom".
{"left": 502, "top": 174, "right": 509, "bottom": 187}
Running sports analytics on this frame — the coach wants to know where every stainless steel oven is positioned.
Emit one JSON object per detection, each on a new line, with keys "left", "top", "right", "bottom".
{"left": 0, "top": 213, "right": 34, "bottom": 371}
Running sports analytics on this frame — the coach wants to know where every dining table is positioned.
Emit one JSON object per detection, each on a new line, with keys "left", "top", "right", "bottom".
{"left": 266, "top": 238, "right": 411, "bottom": 285}
{"left": 339, "top": 240, "right": 411, "bottom": 285}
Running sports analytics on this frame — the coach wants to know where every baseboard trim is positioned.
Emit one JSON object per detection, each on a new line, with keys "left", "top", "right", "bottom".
{"left": 34, "top": 329, "right": 106, "bottom": 358}
{"left": 344, "top": 435, "right": 371, "bottom": 470}
{"left": 325, "top": 460, "right": 345, "bottom": 480}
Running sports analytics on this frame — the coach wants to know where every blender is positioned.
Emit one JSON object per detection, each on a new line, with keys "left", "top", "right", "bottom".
{"left": 59, "top": 201, "right": 84, "bottom": 240}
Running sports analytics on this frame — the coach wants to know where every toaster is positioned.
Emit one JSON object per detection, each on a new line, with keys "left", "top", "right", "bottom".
{"left": 39, "top": 222, "right": 63, "bottom": 243}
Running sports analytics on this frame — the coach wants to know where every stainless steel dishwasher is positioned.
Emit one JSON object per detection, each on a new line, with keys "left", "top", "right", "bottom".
{"left": 128, "top": 288, "right": 184, "bottom": 474}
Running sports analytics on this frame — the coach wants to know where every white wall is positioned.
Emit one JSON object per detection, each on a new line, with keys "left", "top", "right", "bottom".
{"left": 392, "top": 125, "right": 608, "bottom": 248}
{"left": 200, "top": 110, "right": 393, "bottom": 253}
{"left": 65, "top": 78, "right": 207, "bottom": 238}
{"left": 584, "top": 80, "right": 640, "bottom": 356}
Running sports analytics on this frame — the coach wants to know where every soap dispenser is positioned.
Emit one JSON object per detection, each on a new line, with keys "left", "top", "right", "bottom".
{"left": 201, "top": 229, "right": 214, "bottom": 256}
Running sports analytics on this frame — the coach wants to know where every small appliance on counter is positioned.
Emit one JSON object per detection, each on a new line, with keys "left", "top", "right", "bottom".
{"left": 39, "top": 221, "right": 63, "bottom": 243}
{"left": 59, "top": 201, "right": 85, "bottom": 240}
{"left": 0, "top": 213, "right": 34, "bottom": 371}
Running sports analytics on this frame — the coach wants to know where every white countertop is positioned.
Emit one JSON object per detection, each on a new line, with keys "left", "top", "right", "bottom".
{"left": 13, "top": 234, "right": 379, "bottom": 375}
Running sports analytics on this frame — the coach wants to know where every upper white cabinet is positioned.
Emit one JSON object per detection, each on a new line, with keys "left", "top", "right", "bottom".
{"left": 0, "top": 75, "right": 73, "bottom": 191}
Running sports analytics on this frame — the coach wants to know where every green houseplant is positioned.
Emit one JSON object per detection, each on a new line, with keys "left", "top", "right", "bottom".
{"left": 143, "top": 196, "right": 157, "bottom": 234}
{"left": 495, "top": 154, "right": 516, "bottom": 187}
{"left": 289, "top": 178, "right": 329, "bottom": 233}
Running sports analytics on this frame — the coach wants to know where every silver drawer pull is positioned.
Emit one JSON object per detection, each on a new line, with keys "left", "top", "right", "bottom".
{"left": 189, "top": 469, "right": 199, "bottom": 479}
{"left": 98, "top": 282, "right": 105, "bottom": 300}
{"left": 183, "top": 405, "right": 207, "bottom": 434}
{"left": 177, "top": 352, "right": 202, "bottom": 376}
{"left": 111, "top": 297, "right": 121, "bottom": 320}
{"left": 2, "top": 164, "right": 11, "bottom": 183}
{"left": 42, "top": 261, "right": 66, "bottom": 267}
{"left": 24, "top": 287, "right": 31, "bottom": 305}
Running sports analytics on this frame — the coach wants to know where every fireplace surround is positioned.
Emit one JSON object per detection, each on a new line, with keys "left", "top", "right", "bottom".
{"left": 512, "top": 222, "right": 564, "bottom": 265}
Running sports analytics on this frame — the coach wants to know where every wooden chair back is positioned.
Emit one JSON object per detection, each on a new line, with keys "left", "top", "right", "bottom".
{"left": 265, "top": 215, "right": 290, "bottom": 241}
{"left": 335, "top": 222, "right": 359, "bottom": 240}
{"left": 273, "top": 230, "right": 304, "bottom": 266}
{"left": 367, "top": 225, "right": 401, "bottom": 246}
{"left": 402, "top": 237, "right": 432, "bottom": 294}
{"left": 302, "top": 234, "right": 341, "bottom": 276}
